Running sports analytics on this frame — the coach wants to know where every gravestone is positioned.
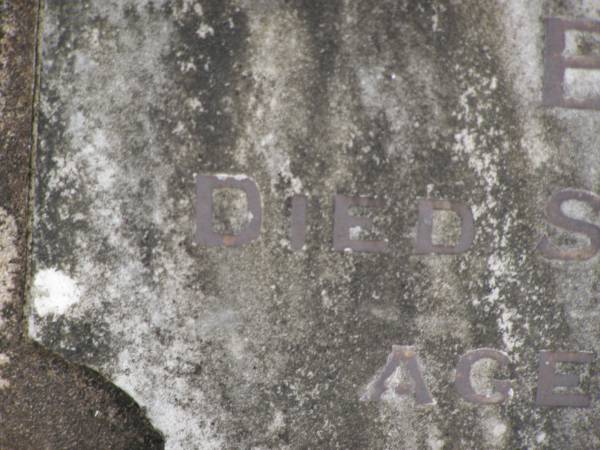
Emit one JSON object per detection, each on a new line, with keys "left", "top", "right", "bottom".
{"left": 29, "top": 0, "right": 600, "bottom": 448}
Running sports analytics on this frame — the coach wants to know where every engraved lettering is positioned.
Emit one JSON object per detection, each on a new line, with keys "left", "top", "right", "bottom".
{"left": 543, "top": 17, "right": 600, "bottom": 110}
{"left": 333, "top": 195, "right": 388, "bottom": 253}
{"left": 415, "top": 199, "right": 474, "bottom": 254}
{"left": 538, "top": 189, "right": 600, "bottom": 260}
{"left": 195, "top": 174, "right": 262, "bottom": 247}
{"left": 361, "top": 345, "right": 434, "bottom": 405}
{"left": 290, "top": 194, "right": 307, "bottom": 251}
{"left": 454, "top": 348, "right": 511, "bottom": 404}
{"left": 536, "top": 351, "right": 593, "bottom": 407}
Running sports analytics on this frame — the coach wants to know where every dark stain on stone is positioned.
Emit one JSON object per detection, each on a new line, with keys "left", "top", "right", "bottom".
{"left": 165, "top": 0, "right": 249, "bottom": 173}
{"left": 34, "top": 314, "right": 115, "bottom": 368}
{"left": 293, "top": 0, "right": 342, "bottom": 96}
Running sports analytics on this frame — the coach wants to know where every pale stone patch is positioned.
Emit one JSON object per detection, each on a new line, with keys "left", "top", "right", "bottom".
{"left": 196, "top": 23, "right": 215, "bottom": 39}
{"left": 482, "top": 414, "right": 509, "bottom": 448}
{"left": 32, "top": 268, "right": 80, "bottom": 317}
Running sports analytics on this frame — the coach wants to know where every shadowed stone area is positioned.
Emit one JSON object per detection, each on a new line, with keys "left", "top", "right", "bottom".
{"left": 0, "top": 343, "right": 164, "bottom": 449}
{"left": 0, "top": 0, "right": 164, "bottom": 447}
{"left": 30, "top": 0, "right": 600, "bottom": 448}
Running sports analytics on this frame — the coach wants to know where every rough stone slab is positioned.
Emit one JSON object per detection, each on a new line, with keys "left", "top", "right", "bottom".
{"left": 30, "top": 0, "right": 600, "bottom": 448}
{"left": 0, "top": 1, "right": 163, "bottom": 447}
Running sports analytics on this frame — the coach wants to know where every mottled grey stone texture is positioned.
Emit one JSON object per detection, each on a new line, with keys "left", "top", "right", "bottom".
{"left": 0, "top": 0, "right": 163, "bottom": 447}
{"left": 30, "top": 0, "right": 600, "bottom": 448}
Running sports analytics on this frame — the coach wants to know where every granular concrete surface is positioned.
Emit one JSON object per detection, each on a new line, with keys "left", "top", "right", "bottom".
{"left": 0, "top": 1, "right": 164, "bottom": 448}
{"left": 6, "top": 0, "right": 600, "bottom": 449}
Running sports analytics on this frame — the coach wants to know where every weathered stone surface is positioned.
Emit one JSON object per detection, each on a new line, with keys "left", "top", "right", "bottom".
{"left": 0, "top": 0, "right": 37, "bottom": 346}
{"left": 0, "top": 0, "right": 163, "bottom": 446}
{"left": 0, "top": 342, "right": 164, "bottom": 449}
{"left": 30, "top": 0, "right": 600, "bottom": 448}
